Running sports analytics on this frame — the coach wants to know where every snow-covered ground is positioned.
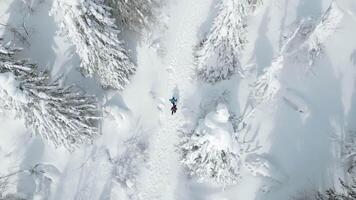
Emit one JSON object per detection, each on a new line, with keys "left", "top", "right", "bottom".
{"left": 1, "top": 0, "right": 356, "bottom": 199}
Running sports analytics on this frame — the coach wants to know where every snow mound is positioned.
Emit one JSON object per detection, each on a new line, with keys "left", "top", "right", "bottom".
{"left": 0, "top": 72, "right": 28, "bottom": 104}
{"left": 180, "top": 103, "right": 241, "bottom": 185}
{"left": 199, "top": 103, "right": 234, "bottom": 150}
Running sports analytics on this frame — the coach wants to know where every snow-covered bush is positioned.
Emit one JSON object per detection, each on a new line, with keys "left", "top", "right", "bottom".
{"left": 51, "top": 0, "right": 135, "bottom": 90}
{"left": 250, "top": 57, "right": 284, "bottom": 107}
{"left": 108, "top": 0, "right": 160, "bottom": 33}
{"left": 0, "top": 43, "right": 100, "bottom": 150}
{"left": 195, "top": 0, "right": 262, "bottom": 83}
{"left": 180, "top": 103, "right": 241, "bottom": 185}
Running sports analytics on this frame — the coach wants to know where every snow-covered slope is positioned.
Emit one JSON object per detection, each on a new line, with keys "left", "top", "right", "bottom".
{"left": 1, "top": 0, "right": 356, "bottom": 199}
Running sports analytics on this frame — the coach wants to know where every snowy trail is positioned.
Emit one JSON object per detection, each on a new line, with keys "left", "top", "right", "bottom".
{"left": 137, "top": 0, "right": 212, "bottom": 199}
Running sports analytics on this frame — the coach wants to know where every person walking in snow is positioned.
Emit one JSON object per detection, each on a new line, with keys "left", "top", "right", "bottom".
{"left": 171, "top": 104, "right": 177, "bottom": 115}
{"left": 169, "top": 97, "right": 177, "bottom": 105}
{"left": 169, "top": 97, "right": 178, "bottom": 115}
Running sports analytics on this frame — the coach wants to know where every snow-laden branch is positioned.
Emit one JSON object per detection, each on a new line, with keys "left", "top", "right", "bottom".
{"left": 0, "top": 43, "right": 100, "bottom": 150}
{"left": 51, "top": 0, "right": 135, "bottom": 90}
{"left": 108, "top": 0, "right": 160, "bottom": 33}
{"left": 195, "top": 0, "right": 263, "bottom": 83}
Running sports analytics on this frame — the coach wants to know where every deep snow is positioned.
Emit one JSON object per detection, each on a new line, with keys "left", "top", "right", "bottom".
{"left": 1, "top": 0, "right": 356, "bottom": 200}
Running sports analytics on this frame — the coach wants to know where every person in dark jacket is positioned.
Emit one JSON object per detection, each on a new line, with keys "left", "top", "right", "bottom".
{"left": 171, "top": 103, "right": 177, "bottom": 115}
{"left": 169, "top": 96, "right": 178, "bottom": 115}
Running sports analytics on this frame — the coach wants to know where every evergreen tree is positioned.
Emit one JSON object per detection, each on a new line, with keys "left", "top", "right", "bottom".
{"left": 288, "top": 1, "right": 344, "bottom": 71}
{"left": 51, "top": 0, "right": 135, "bottom": 90}
{"left": 195, "top": 0, "right": 263, "bottom": 83}
{"left": 0, "top": 42, "right": 100, "bottom": 150}
{"left": 316, "top": 179, "right": 356, "bottom": 200}
{"left": 180, "top": 103, "right": 241, "bottom": 185}
{"left": 250, "top": 1, "right": 343, "bottom": 109}
{"left": 108, "top": 0, "right": 160, "bottom": 33}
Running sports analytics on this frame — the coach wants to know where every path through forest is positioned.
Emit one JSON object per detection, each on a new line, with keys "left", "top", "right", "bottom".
{"left": 136, "top": 0, "right": 213, "bottom": 199}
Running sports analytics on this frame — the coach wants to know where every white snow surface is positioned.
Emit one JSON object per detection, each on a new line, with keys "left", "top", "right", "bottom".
{"left": 0, "top": 72, "right": 28, "bottom": 103}
{"left": 1, "top": 0, "right": 356, "bottom": 199}
{"left": 198, "top": 103, "right": 234, "bottom": 151}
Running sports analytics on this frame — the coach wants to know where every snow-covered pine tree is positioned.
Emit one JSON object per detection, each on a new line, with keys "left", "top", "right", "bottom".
{"left": 195, "top": 0, "right": 263, "bottom": 84}
{"left": 51, "top": 0, "right": 135, "bottom": 90}
{"left": 108, "top": 0, "right": 160, "bottom": 33}
{"left": 249, "top": 1, "right": 342, "bottom": 110}
{"left": 180, "top": 103, "right": 241, "bottom": 185}
{"left": 316, "top": 179, "right": 356, "bottom": 200}
{"left": 283, "top": 1, "right": 343, "bottom": 72}
{"left": 301, "top": 1, "right": 343, "bottom": 69}
{"left": 0, "top": 42, "right": 100, "bottom": 150}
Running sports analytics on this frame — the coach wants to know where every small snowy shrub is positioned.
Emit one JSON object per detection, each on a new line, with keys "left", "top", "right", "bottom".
{"left": 250, "top": 57, "right": 284, "bottom": 107}
{"left": 113, "top": 134, "right": 147, "bottom": 192}
{"left": 108, "top": 0, "right": 161, "bottom": 33}
{"left": 51, "top": 0, "right": 135, "bottom": 90}
{"left": 195, "top": 0, "right": 263, "bottom": 83}
{"left": 180, "top": 103, "right": 241, "bottom": 185}
{"left": 0, "top": 43, "right": 100, "bottom": 150}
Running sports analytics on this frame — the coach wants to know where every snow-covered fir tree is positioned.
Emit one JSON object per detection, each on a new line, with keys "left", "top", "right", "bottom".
{"left": 316, "top": 179, "right": 356, "bottom": 200}
{"left": 284, "top": 1, "right": 343, "bottom": 71}
{"left": 0, "top": 42, "right": 100, "bottom": 150}
{"left": 302, "top": 1, "right": 343, "bottom": 69}
{"left": 108, "top": 0, "right": 160, "bottom": 33}
{"left": 51, "top": 0, "right": 135, "bottom": 90}
{"left": 180, "top": 103, "right": 241, "bottom": 185}
{"left": 249, "top": 1, "right": 343, "bottom": 109}
{"left": 194, "top": 0, "right": 263, "bottom": 84}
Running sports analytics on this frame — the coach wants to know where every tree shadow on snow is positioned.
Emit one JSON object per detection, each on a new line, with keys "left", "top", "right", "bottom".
{"left": 252, "top": 8, "right": 274, "bottom": 76}
{"left": 3, "top": 0, "right": 57, "bottom": 70}
{"left": 255, "top": 53, "right": 343, "bottom": 200}
{"left": 16, "top": 136, "right": 45, "bottom": 198}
